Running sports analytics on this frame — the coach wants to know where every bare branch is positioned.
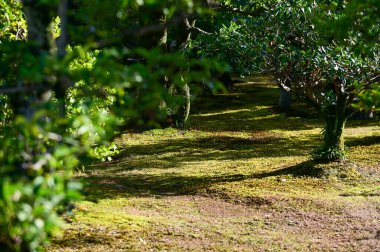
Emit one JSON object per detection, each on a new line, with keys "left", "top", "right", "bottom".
{"left": 188, "top": 26, "right": 213, "bottom": 35}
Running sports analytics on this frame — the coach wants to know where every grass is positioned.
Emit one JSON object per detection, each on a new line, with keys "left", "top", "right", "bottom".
{"left": 51, "top": 76, "right": 380, "bottom": 251}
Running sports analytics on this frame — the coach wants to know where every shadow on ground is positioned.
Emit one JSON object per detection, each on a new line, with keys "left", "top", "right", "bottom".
{"left": 346, "top": 135, "right": 380, "bottom": 147}
{"left": 97, "top": 134, "right": 321, "bottom": 171}
{"left": 80, "top": 81, "right": 379, "bottom": 204}
{"left": 190, "top": 109, "right": 322, "bottom": 132}
{"left": 82, "top": 160, "right": 326, "bottom": 202}
{"left": 253, "top": 161, "right": 325, "bottom": 178}
{"left": 191, "top": 85, "right": 278, "bottom": 114}
{"left": 190, "top": 84, "right": 323, "bottom": 132}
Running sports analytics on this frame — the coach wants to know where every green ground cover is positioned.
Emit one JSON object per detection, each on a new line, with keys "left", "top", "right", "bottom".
{"left": 51, "top": 77, "right": 380, "bottom": 251}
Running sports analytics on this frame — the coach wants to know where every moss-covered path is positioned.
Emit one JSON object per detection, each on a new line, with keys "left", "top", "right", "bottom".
{"left": 52, "top": 77, "right": 380, "bottom": 251}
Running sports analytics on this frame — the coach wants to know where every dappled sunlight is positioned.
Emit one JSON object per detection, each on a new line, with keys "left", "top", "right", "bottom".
{"left": 345, "top": 125, "right": 380, "bottom": 136}
{"left": 52, "top": 78, "right": 380, "bottom": 252}
{"left": 194, "top": 108, "right": 254, "bottom": 117}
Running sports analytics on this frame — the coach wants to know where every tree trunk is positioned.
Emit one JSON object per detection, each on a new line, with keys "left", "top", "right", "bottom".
{"left": 316, "top": 102, "right": 348, "bottom": 162}
{"left": 172, "top": 83, "right": 191, "bottom": 128}
{"left": 323, "top": 114, "right": 346, "bottom": 156}
{"left": 278, "top": 89, "right": 292, "bottom": 109}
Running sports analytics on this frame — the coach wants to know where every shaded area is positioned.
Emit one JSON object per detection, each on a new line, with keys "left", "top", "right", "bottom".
{"left": 190, "top": 109, "right": 322, "bottom": 132}
{"left": 254, "top": 161, "right": 325, "bottom": 179}
{"left": 82, "top": 134, "right": 322, "bottom": 189}
{"left": 346, "top": 135, "right": 380, "bottom": 147}
{"left": 190, "top": 83, "right": 323, "bottom": 132}
{"left": 273, "top": 103, "right": 320, "bottom": 119}
{"left": 82, "top": 160, "right": 328, "bottom": 202}
{"left": 345, "top": 119, "right": 380, "bottom": 128}
{"left": 80, "top": 134, "right": 380, "bottom": 203}
{"left": 113, "top": 135, "right": 319, "bottom": 162}
{"left": 191, "top": 85, "right": 278, "bottom": 115}
{"left": 82, "top": 173, "right": 251, "bottom": 202}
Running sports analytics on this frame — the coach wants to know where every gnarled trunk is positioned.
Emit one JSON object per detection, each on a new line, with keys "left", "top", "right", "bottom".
{"left": 315, "top": 99, "right": 348, "bottom": 162}
{"left": 322, "top": 113, "right": 346, "bottom": 160}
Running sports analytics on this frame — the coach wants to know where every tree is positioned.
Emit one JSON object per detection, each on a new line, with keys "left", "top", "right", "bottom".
{"left": 262, "top": 1, "right": 378, "bottom": 161}
{"left": 197, "top": 0, "right": 379, "bottom": 161}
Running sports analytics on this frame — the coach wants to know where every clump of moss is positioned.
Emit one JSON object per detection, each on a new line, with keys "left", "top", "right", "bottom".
{"left": 315, "top": 161, "right": 365, "bottom": 181}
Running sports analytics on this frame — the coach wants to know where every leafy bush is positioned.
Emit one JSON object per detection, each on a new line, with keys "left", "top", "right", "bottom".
{"left": 0, "top": 176, "right": 81, "bottom": 251}
{"left": 0, "top": 1, "right": 216, "bottom": 250}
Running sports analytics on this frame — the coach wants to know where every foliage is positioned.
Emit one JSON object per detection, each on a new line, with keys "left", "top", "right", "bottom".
{"left": 0, "top": 0, "right": 26, "bottom": 41}
{"left": 316, "top": 0, "right": 380, "bottom": 53}
{"left": 192, "top": 14, "right": 253, "bottom": 75}
{"left": 0, "top": 0, "right": 216, "bottom": 250}
{"left": 199, "top": 0, "right": 379, "bottom": 161}
{"left": 318, "top": 0, "right": 380, "bottom": 112}
{"left": 355, "top": 83, "right": 380, "bottom": 112}
{"left": 312, "top": 146, "right": 346, "bottom": 162}
{"left": 0, "top": 175, "right": 81, "bottom": 252}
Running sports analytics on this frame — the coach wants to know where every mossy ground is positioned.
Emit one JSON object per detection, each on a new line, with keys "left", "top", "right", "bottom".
{"left": 51, "top": 77, "right": 380, "bottom": 251}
